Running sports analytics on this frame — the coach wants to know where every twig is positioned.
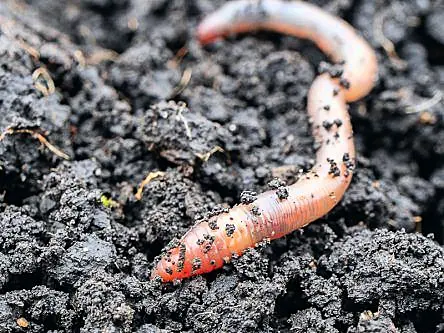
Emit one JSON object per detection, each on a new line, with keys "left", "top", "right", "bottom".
{"left": 195, "top": 146, "right": 225, "bottom": 162}
{"left": 135, "top": 171, "right": 165, "bottom": 200}
{"left": 0, "top": 128, "right": 70, "bottom": 160}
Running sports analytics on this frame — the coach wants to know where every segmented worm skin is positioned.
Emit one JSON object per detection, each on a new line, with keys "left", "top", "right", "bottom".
{"left": 152, "top": 0, "right": 378, "bottom": 282}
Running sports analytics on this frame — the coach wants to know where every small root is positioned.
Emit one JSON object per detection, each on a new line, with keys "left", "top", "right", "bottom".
{"left": 0, "top": 17, "right": 40, "bottom": 60}
{"left": 168, "top": 46, "right": 189, "bottom": 69}
{"left": 405, "top": 90, "right": 442, "bottom": 114}
{"left": 17, "top": 39, "right": 40, "bottom": 60}
{"left": 0, "top": 128, "right": 70, "bottom": 160}
{"left": 73, "top": 50, "right": 87, "bottom": 67}
{"left": 176, "top": 102, "right": 193, "bottom": 140}
{"left": 86, "top": 48, "right": 119, "bottom": 65}
{"left": 32, "top": 67, "right": 55, "bottom": 96}
{"left": 169, "top": 67, "right": 192, "bottom": 99}
{"left": 195, "top": 146, "right": 225, "bottom": 162}
{"left": 135, "top": 171, "right": 165, "bottom": 200}
{"left": 373, "top": 9, "right": 408, "bottom": 70}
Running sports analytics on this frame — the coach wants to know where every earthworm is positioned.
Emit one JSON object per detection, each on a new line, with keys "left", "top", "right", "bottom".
{"left": 152, "top": 0, "right": 377, "bottom": 282}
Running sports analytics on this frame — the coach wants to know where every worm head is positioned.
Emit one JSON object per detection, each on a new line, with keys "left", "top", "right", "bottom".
{"left": 197, "top": 0, "right": 267, "bottom": 44}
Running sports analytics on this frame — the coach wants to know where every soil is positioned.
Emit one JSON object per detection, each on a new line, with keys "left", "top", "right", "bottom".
{"left": 0, "top": 0, "right": 443, "bottom": 332}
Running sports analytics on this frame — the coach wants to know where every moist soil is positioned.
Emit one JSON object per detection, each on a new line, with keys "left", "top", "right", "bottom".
{"left": 0, "top": 0, "right": 444, "bottom": 332}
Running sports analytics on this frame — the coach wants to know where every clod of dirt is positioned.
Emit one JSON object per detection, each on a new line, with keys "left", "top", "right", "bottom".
{"left": 426, "top": 9, "right": 444, "bottom": 45}
{"left": 52, "top": 234, "right": 116, "bottom": 286}
{"left": 136, "top": 100, "right": 233, "bottom": 166}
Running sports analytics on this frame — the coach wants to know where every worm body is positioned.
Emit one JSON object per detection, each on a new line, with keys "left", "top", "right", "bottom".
{"left": 152, "top": 0, "right": 377, "bottom": 282}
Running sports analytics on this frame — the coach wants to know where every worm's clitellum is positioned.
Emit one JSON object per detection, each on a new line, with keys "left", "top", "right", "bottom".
{"left": 152, "top": 0, "right": 378, "bottom": 282}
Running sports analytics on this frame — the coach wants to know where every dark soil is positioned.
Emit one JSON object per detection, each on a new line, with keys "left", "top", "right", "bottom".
{"left": 0, "top": 0, "right": 443, "bottom": 332}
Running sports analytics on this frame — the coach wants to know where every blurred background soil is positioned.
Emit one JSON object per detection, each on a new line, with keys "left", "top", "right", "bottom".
{"left": 0, "top": 0, "right": 443, "bottom": 332}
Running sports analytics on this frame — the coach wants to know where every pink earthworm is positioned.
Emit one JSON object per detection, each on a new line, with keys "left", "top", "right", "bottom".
{"left": 152, "top": 0, "right": 378, "bottom": 282}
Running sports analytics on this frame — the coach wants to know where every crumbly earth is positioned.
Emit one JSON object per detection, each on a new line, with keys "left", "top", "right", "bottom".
{"left": 0, "top": 0, "right": 443, "bottom": 332}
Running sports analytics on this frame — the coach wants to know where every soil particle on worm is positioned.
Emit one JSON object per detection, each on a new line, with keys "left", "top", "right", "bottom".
{"left": 0, "top": 0, "right": 443, "bottom": 332}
